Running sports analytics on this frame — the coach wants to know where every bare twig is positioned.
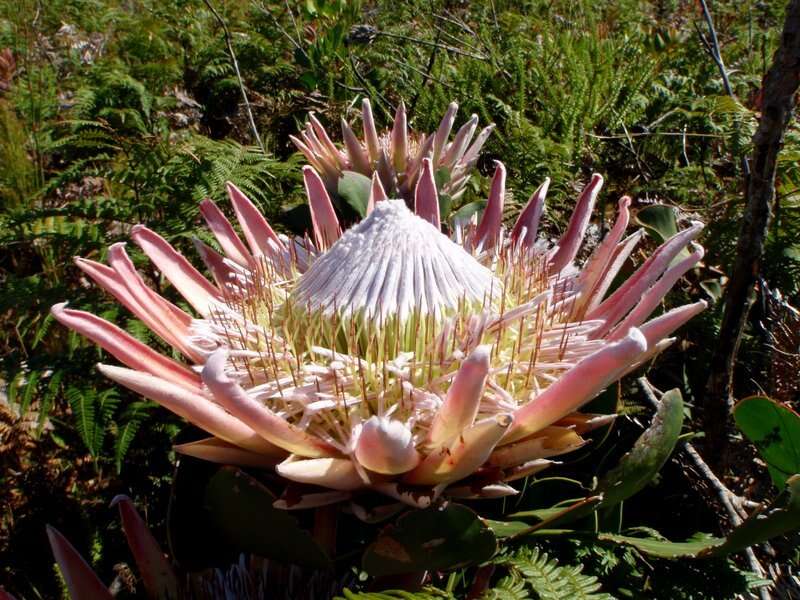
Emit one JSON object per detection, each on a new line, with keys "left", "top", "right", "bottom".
{"left": 377, "top": 30, "right": 487, "bottom": 60}
{"left": 253, "top": 1, "right": 309, "bottom": 60}
{"left": 696, "top": 0, "right": 751, "bottom": 176}
{"left": 410, "top": 26, "right": 443, "bottom": 114}
{"left": 587, "top": 131, "right": 722, "bottom": 140}
{"left": 203, "top": 0, "right": 265, "bottom": 154}
{"left": 284, "top": 0, "right": 303, "bottom": 52}
{"left": 703, "top": 0, "right": 800, "bottom": 457}
{"left": 348, "top": 56, "right": 394, "bottom": 118}
{"left": 698, "top": 0, "right": 735, "bottom": 97}
{"left": 387, "top": 55, "right": 455, "bottom": 90}
{"left": 638, "top": 379, "right": 770, "bottom": 599}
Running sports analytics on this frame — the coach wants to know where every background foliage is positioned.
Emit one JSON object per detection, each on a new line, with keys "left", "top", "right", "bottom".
{"left": 1, "top": 0, "right": 799, "bottom": 597}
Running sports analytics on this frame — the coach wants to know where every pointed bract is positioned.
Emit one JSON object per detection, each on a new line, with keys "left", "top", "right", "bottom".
{"left": 112, "top": 495, "right": 179, "bottom": 600}
{"left": 47, "top": 526, "right": 114, "bottom": 600}
{"left": 414, "top": 158, "right": 440, "bottom": 229}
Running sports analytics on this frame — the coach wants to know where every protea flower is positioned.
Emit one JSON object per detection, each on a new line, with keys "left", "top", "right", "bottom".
{"left": 291, "top": 98, "right": 493, "bottom": 202}
{"left": 53, "top": 126, "right": 705, "bottom": 510}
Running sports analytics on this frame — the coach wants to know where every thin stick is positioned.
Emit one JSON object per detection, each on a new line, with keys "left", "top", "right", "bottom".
{"left": 378, "top": 30, "right": 487, "bottom": 61}
{"left": 696, "top": 0, "right": 750, "bottom": 176}
{"left": 203, "top": 0, "right": 266, "bottom": 154}
{"left": 697, "top": 0, "right": 735, "bottom": 97}
{"left": 638, "top": 378, "right": 769, "bottom": 599}
{"left": 703, "top": 0, "right": 800, "bottom": 458}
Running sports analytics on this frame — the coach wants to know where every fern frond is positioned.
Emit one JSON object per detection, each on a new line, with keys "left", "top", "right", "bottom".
{"left": 494, "top": 548, "right": 614, "bottom": 600}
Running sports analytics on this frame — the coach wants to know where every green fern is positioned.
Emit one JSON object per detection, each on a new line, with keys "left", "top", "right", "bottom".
{"left": 336, "top": 590, "right": 453, "bottom": 600}
{"left": 113, "top": 401, "right": 152, "bottom": 473}
{"left": 65, "top": 386, "right": 120, "bottom": 458}
{"left": 483, "top": 575, "right": 531, "bottom": 600}
{"left": 493, "top": 548, "right": 614, "bottom": 600}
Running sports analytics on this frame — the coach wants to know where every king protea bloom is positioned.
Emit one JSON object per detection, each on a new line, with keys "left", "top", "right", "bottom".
{"left": 291, "top": 98, "right": 493, "bottom": 203}
{"left": 53, "top": 156, "right": 705, "bottom": 510}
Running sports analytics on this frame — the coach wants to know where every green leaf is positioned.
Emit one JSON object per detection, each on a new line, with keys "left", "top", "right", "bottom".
{"left": 733, "top": 395, "right": 800, "bottom": 489}
{"left": 597, "top": 532, "right": 724, "bottom": 558}
{"left": 598, "top": 388, "right": 684, "bottom": 508}
{"left": 338, "top": 170, "right": 372, "bottom": 218}
{"left": 493, "top": 496, "right": 604, "bottom": 539}
{"left": 634, "top": 205, "right": 692, "bottom": 263}
{"left": 578, "top": 476, "right": 800, "bottom": 558}
{"left": 699, "top": 279, "right": 724, "bottom": 303}
{"left": 483, "top": 519, "right": 533, "bottom": 539}
{"left": 336, "top": 589, "right": 453, "bottom": 599}
{"left": 204, "top": 466, "right": 330, "bottom": 568}
{"left": 708, "top": 474, "right": 800, "bottom": 557}
{"left": 362, "top": 504, "right": 496, "bottom": 576}
{"left": 450, "top": 200, "right": 486, "bottom": 223}
{"left": 634, "top": 205, "right": 679, "bottom": 244}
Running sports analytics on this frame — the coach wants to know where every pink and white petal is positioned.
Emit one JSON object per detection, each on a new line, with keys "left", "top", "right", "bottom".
{"left": 607, "top": 245, "right": 704, "bottom": 340}
{"left": 638, "top": 301, "right": 708, "bottom": 347}
{"left": 302, "top": 166, "right": 342, "bottom": 250}
{"left": 390, "top": 101, "right": 408, "bottom": 174}
{"left": 97, "top": 364, "right": 278, "bottom": 456}
{"left": 47, "top": 526, "right": 113, "bottom": 600}
{"left": 226, "top": 181, "right": 287, "bottom": 258}
{"left": 131, "top": 225, "right": 220, "bottom": 316}
{"left": 587, "top": 221, "right": 703, "bottom": 325}
{"left": 291, "top": 134, "right": 332, "bottom": 181}
{"left": 446, "top": 482, "right": 518, "bottom": 499}
{"left": 366, "top": 172, "right": 388, "bottom": 215}
{"left": 501, "top": 459, "right": 555, "bottom": 482}
{"left": 341, "top": 118, "right": 371, "bottom": 174}
{"left": 620, "top": 337, "right": 676, "bottom": 378}
{"left": 104, "top": 244, "right": 196, "bottom": 337}
{"left": 276, "top": 457, "right": 364, "bottom": 491}
{"left": 555, "top": 413, "right": 617, "bottom": 434}
{"left": 199, "top": 199, "right": 252, "bottom": 267}
{"left": 549, "top": 174, "right": 604, "bottom": 273}
{"left": 511, "top": 178, "right": 549, "bottom": 248}
{"left": 405, "top": 414, "right": 513, "bottom": 486}
{"left": 414, "top": 158, "right": 440, "bottom": 229}
{"left": 51, "top": 304, "right": 201, "bottom": 391}
{"left": 475, "top": 162, "right": 506, "bottom": 250}
{"left": 173, "top": 437, "right": 284, "bottom": 468}
{"left": 74, "top": 257, "right": 183, "bottom": 353}
{"left": 111, "top": 495, "right": 178, "bottom": 600}
{"left": 193, "top": 239, "right": 241, "bottom": 290}
{"left": 274, "top": 490, "right": 352, "bottom": 510}
{"left": 488, "top": 426, "right": 586, "bottom": 468}
{"left": 460, "top": 124, "right": 495, "bottom": 168}
{"left": 354, "top": 416, "right": 421, "bottom": 475}
{"left": 362, "top": 98, "right": 381, "bottom": 162}
{"left": 441, "top": 114, "right": 478, "bottom": 169}
{"left": 575, "top": 196, "right": 632, "bottom": 311}
{"left": 427, "top": 345, "right": 490, "bottom": 447}
{"left": 303, "top": 125, "right": 343, "bottom": 178}
{"left": 582, "top": 230, "right": 644, "bottom": 315}
{"left": 202, "top": 350, "right": 336, "bottom": 458}
{"left": 403, "top": 134, "right": 435, "bottom": 194}
{"left": 88, "top": 248, "right": 200, "bottom": 361}
{"left": 505, "top": 328, "right": 648, "bottom": 444}
{"left": 308, "top": 113, "right": 343, "bottom": 167}
{"left": 370, "top": 482, "right": 444, "bottom": 509}
{"left": 432, "top": 101, "right": 458, "bottom": 163}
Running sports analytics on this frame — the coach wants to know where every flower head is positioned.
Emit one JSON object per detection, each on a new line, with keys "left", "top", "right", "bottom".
{"left": 53, "top": 107, "right": 705, "bottom": 510}
{"left": 291, "top": 99, "right": 494, "bottom": 203}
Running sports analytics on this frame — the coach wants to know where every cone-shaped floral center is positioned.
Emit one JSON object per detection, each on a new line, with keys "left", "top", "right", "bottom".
{"left": 291, "top": 200, "right": 498, "bottom": 324}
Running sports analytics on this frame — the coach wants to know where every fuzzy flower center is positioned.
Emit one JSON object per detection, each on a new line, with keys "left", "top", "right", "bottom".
{"left": 291, "top": 200, "right": 498, "bottom": 324}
